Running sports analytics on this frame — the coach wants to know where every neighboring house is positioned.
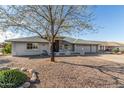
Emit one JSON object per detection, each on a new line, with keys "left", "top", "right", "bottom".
{"left": 116, "top": 42, "right": 124, "bottom": 51}
{"left": 6, "top": 36, "right": 99, "bottom": 56}
{"left": 98, "top": 41, "right": 124, "bottom": 52}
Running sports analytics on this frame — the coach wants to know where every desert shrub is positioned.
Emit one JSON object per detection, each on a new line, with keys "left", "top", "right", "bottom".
{"left": 112, "top": 48, "right": 120, "bottom": 53}
{"left": 0, "top": 69, "right": 27, "bottom": 88}
{"left": 2, "top": 43, "right": 12, "bottom": 54}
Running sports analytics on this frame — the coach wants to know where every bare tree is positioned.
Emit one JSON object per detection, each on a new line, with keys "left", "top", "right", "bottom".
{"left": 0, "top": 5, "right": 95, "bottom": 62}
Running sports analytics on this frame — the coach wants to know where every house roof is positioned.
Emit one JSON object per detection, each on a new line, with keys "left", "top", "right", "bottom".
{"left": 6, "top": 36, "right": 124, "bottom": 46}
{"left": 62, "top": 37, "right": 76, "bottom": 43}
{"left": 6, "top": 36, "right": 49, "bottom": 43}
{"left": 57, "top": 37, "right": 98, "bottom": 44}
{"left": 115, "top": 42, "right": 124, "bottom": 46}
{"left": 73, "top": 39, "right": 99, "bottom": 45}
{"left": 6, "top": 36, "right": 99, "bottom": 45}
{"left": 118, "top": 42, "right": 124, "bottom": 46}
{"left": 97, "top": 41, "right": 124, "bottom": 46}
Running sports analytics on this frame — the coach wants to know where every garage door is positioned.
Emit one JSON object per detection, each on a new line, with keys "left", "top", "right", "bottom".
{"left": 83, "top": 45, "right": 91, "bottom": 53}
{"left": 76, "top": 45, "right": 90, "bottom": 53}
{"left": 91, "top": 45, "right": 97, "bottom": 52}
{"left": 75, "top": 45, "right": 97, "bottom": 53}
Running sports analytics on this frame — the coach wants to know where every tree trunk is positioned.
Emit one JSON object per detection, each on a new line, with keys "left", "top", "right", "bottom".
{"left": 51, "top": 40, "right": 55, "bottom": 62}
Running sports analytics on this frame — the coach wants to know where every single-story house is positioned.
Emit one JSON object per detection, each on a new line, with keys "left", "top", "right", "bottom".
{"left": 6, "top": 36, "right": 99, "bottom": 56}
{"left": 6, "top": 36, "right": 124, "bottom": 56}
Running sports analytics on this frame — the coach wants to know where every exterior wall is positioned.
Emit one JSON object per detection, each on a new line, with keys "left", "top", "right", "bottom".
{"left": 91, "top": 45, "right": 98, "bottom": 52}
{"left": 75, "top": 44, "right": 98, "bottom": 54}
{"left": 11, "top": 41, "right": 98, "bottom": 56}
{"left": 98, "top": 45, "right": 124, "bottom": 53}
{"left": 119, "top": 46, "right": 124, "bottom": 51}
{"left": 98, "top": 45, "right": 105, "bottom": 51}
{"left": 115, "top": 46, "right": 124, "bottom": 51}
{"left": 59, "top": 40, "right": 73, "bottom": 52}
{"left": 12, "top": 42, "right": 49, "bottom": 56}
{"left": 98, "top": 45, "right": 115, "bottom": 51}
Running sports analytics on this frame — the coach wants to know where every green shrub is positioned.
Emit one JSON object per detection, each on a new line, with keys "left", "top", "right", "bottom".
{"left": 0, "top": 69, "right": 27, "bottom": 88}
{"left": 0, "top": 48, "right": 2, "bottom": 52}
{"left": 2, "top": 43, "right": 12, "bottom": 54}
{"left": 112, "top": 48, "right": 120, "bottom": 53}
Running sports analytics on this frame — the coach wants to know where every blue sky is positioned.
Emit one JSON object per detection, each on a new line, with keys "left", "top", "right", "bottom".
{"left": 77, "top": 5, "right": 124, "bottom": 42}
{"left": 1, "top": 5, "right": 124, "bottom": 42}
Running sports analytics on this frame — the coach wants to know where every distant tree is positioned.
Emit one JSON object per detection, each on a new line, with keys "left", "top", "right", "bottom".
{"left": 2, "top": 43, "right": 12, "bottom": 55}
{"left": 0, "top": 5, "right": 95, "bottom": 62}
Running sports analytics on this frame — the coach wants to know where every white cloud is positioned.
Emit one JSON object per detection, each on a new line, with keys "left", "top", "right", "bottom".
{"left": 0, "top": 31, "right": 22, "bottom": 42}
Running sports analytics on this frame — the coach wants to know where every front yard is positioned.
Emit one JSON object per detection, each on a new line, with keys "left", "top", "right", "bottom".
{"left": 0, "top": 55, "right": 124, "bottom": 88}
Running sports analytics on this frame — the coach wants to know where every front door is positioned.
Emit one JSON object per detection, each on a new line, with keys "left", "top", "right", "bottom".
{"left": 53, "top": 40, "right": 59, "bottom": 52}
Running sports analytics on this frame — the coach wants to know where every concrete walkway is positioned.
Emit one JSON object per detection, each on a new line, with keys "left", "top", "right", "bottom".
{"left": 97, "top": 54, "right": 124, "bottom": 64}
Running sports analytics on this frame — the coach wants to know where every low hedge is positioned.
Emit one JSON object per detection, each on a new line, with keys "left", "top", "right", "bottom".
{"left": 0, "top": 69, "right": 27, "bottom": 88}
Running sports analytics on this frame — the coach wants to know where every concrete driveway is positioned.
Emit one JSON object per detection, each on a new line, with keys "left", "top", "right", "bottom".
{"left": 97, "top": 54, "right": 124, "bottom": 64}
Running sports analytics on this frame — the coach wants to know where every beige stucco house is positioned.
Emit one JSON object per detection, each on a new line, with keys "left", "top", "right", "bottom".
{"left": 6, "top": 36, "right": 124, "bottom": 56}
{"left": 6, "top": 36, "right": 99, "bottom": 56}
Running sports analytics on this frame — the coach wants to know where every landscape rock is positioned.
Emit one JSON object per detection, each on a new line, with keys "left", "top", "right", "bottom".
{"left": 30, "top": 73, "right": 37, "bottom": 83}
{"left": 20, "top": 67, "right": 27, "bottom": 71}
{"left": 117, "top": 52, "right": 122, "bottom": 55}
{"left": 0, "top": 66, "right": 10, "bottom": 70}
{"left": 22, "top": 82, "right": 30, "bottom": 88}
{"left": 28, "top": 69, "right": 36, "bottom": 74}
{"left": 11, "top": 67, "right": 19, "bottom": 70}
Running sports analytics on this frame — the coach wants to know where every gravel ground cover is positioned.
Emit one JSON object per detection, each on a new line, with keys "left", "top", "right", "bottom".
{"left": 0, "top": 55, "right": 124, "bottom": 88}
{"left": 97, "top": 54, "right": 124, "bottom": 63}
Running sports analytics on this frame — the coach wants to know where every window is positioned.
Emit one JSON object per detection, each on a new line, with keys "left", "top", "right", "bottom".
{"left": 27, "top": 43, "right": 38, "bottom": 49}
{"left": 64, "top": 44, "right": 69, "bottom": 49}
